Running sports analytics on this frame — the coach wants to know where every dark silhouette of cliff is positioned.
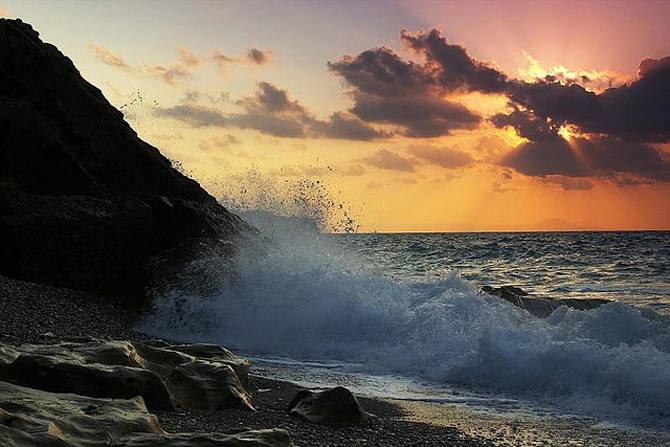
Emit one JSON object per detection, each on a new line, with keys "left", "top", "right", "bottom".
{"left": 0, "top": 19, "right": 255, "bottom": 306}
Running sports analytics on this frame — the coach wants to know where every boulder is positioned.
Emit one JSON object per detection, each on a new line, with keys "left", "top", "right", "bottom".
{"left": 0, "top": 18, "right": 256, "bottom": 307}
{"left": 165, "top": 360, "right": 254, "bottom": 411}
{"left": 287, "top": 386, "right": 376, "bottom": 426}
{"left": 481, "top": 286, "right": 609, "bottom": 318}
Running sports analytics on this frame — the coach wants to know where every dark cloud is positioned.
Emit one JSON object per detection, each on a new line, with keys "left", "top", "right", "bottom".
{"left": 247, "top": 48, "right": 272, "bottom": 65}
{"left": 502, "top": 136, "right": 670, "bottom": 182}
{"left": 506, "top": 81, "right": 600, "bottom": 127}
{"left": 400, "top": 28, "right": 508, "bottom": 94}
{"left": 157, "top": 82, "right": 386, "bottom": 140}
{"left": 328, "top": 28, "right": 502, "bottom": 138}
{"left": 363, "top": 149, "right": 417, "bottom": 172}
{"left": 490, "top": 108, "right": 559, "bottom": 142}
{"left": 491, "top": 56, "right": 670, "bottom": 184}
{"left": 328, "top": 47, "right": 434, "bottom": 98}
{"left": 408, "top": 145, "right": 473, "bottom": 169}
{"left": 237, "top": 81, "right": 306, "bottom": 114}
{"left": 497, "top": 56, "right": 670, "bottom": 143}
{"left": 352, "top": 94, "right": 480, "bottom": 138}
{"left": 316, "top": 111, "right": 390, "bottom": 141}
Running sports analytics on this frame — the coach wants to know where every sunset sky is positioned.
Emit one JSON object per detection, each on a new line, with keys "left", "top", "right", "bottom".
{"left": 3, "top": 0, "right": 670, "bottom": 232}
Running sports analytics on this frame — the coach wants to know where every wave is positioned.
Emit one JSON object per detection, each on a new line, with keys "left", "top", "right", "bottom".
{"left": 140, "top": 210, "right": 670, "bottom": 425}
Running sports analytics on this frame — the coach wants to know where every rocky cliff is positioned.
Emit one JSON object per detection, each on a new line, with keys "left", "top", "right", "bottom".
{"left": 0, "top": 19, "right": 255, "bottom": 306}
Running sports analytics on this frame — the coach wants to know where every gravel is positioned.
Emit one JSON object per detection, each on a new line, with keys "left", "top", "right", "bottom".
{"left": 0, "top": 275, "right": 147, "bottom": 344}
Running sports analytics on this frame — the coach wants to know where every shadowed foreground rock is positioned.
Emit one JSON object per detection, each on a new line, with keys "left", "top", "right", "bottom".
{"left": 287, "top": 386, "right": 376, "bottom": 426}
{"left": 0, "top": 18, "right": 256, "bottom": 307}
{"left": 0, "top": 381, "right": 292, "bottom": 446}
{"left": 0, "top": 339, "right": 253, "bottom": 412}
{"left": 481, "top": 286, "right": 610, "bottom": 318}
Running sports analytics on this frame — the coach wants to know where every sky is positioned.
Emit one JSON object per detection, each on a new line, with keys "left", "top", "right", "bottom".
{"left": 2, "top": 0, "right": 670, "bottom": 232}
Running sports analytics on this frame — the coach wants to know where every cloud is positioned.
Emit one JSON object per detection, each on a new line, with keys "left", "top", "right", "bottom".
{"left": 155, "top": 103, "right": 229, "bottom": 127}
{"left": 87, "top": 44, "right": 135, "bottom": 73}
{"left": 352, "top": 93, "right": 480, "bottom": 137}
{"left": 329, "top": 28, "right": 502, "bottom": 138}
{"left": 0, "top": 6, "right": 10, "bottom": 18}
{"left": 178, "top": 48, "right": 200, "bottom": 67}
{"left": 499, "top": 56, "right": 670, "bottom": 144}
{"left": 363, "top": 149, "right": 417, "bottom": 172}
{"left": 329, "top": 47, "right": 434, "bottom": 98}
{"left": 502, "top": 136, "right": 670, "bottom": 182}
{"left": 247, "top": 48, "right": 272, "bottom": 65}
{"left": 315, "top": 111, "right": 390, "bottom": 140}
{"left": 87, "top": 44, "right": 271, "bottom": 84}
{"left": 330, "top": 27, "right": 670, "bottom": 185}
{"left": 492, "top": 57, "right": 670, "bottom": 184}
{"left": 157, "top": 82, "right": 387, "bottom": 140}
{"left": 211, "top": 50, "right": 236, "bottom": 73}
{"left": 180, "top": 89, "right": 229, "bottom": 104}
{"left": 544, "top": 175, "right": 594, "bottom": 191}
{"left": 408, "top": 144, "right": 474, "bottom": 169}
{"left": 87, "top": 44, "right": 199, "bottom": 85}
{"left": 517, "top": 52, "right": 628, "bottom": 92}
{"left": 143, "top": 63, "right": 191, "bottom": 85}
{"left": 400, "top": 28, "right": 508, "bottom": 94}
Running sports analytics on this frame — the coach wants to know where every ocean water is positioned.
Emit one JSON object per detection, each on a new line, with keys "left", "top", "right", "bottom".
{"left": 140, "top": 214, "right": 670, "bottom": 430}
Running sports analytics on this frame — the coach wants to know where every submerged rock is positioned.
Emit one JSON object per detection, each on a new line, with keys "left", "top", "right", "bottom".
{"left": 481, "top": 285, "right": 609, "bottom": 318}
{"left": 0, "top": 339, "right": 253, "bottom": 412}
{"left": 287, "top": 386, "right": 376, "bottom": 426}
{"left": 0, "top": 18, "right": 255, "bottom": 307}
{"left": 0, "top": 381, "right": 292, "bottom": 446}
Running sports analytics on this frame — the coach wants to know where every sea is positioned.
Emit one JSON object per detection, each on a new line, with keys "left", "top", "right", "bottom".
{"left": 140, "top": 211, "right": 670, "bottom": 442}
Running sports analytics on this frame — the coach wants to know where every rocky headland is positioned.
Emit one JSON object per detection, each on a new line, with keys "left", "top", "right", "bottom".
{"left": 0, "top": 18, "right": 499, "bottom": 446}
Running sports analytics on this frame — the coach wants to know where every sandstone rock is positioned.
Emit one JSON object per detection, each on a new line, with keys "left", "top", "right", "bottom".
{"left": 287, "top": 386, "right": 376, "bottom": 426}
{"left": 481, "top": 285, "right": 609, "bottom": 318}
{"left": 1, "top": 352, "right": 174, "bottom": 411}
{"left": 166, "top": 360, "right": 254, "bottom": 411}
{"left": 0, "top": 380, "right": 164, "bottom": 446}
{"left": 0, "top": 340, "right": 254, "bottom": 412}
{"left": 0, "top": 381, "right": 292, "bottom": 446}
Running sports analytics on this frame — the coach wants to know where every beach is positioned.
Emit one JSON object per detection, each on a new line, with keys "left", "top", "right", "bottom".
{"left": 3, "top": 273, "right": 669, "bottom": 446}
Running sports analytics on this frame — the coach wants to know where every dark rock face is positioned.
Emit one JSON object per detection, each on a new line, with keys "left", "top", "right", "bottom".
{"left": 0, "top": 19, "right": 255, "bottom": 305}
{"left": 287, "top": 386, "right": 376, "bottom": 426}
{"left": 481, "top": 285, "right": 609, "bottom": 318}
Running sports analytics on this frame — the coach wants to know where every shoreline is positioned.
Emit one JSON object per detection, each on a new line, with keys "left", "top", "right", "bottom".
{"left": 0, "top": 274, "right": 491, "bottom": 446}
{"left": 3, "top": 274, "right": 669, "bottom": 446}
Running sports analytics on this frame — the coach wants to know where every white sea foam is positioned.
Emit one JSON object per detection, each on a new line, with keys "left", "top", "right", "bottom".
{"left": 140, "top": 209, "right": 670, "bottom": 426}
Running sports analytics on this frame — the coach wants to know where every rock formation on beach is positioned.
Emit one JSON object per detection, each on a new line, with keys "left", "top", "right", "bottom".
{"left": 0, "top": 18, "right": 255, "bottom": 307}
{"left": 288, "top": 386, "right": 377, "bottom": 426}
{"left": 0, "top": 338, "right": 297, "bottom": 446}
{"left": 481, "top": 285, "right": 610, "bottom": 318}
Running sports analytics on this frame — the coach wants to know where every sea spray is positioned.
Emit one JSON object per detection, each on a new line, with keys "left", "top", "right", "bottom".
{"left": 140, "top": 189, "right": 670, "bottom": 425}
